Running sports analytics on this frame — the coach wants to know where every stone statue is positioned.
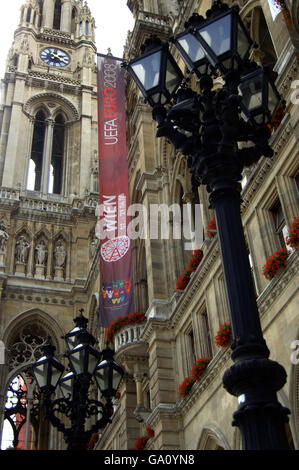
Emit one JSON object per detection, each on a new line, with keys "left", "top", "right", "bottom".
{"left": 0, "top": 229, "right": 9, "bottom": 253}
{"left": 35, "top": 240, "right": 48, "bottom": 266}
{"left": 15, "top": 236, "right": 30, "bottom": 264}
{"left": 54, "top": 240, "right": 66, "bottom": 267}
{"left": 90, "top": 237, "right": 98, "bottom": 258}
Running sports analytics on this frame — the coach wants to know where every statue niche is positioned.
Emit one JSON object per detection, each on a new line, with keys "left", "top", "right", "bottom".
{"left": 15, "top": 235, "right": 31, "bottom": 276}
{"left": 34, "top": 238, "right": 48, "bottom": 279}
{"left": 53, "top": 238, "right": 67, "bottom": 280}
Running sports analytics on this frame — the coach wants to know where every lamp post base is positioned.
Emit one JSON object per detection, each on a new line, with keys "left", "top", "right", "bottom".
{"left": 223, "top": 357, "right": 290, "bottom": 450}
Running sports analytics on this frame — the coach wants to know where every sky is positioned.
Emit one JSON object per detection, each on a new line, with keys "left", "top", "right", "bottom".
{"left": 0, "top": 0, "right": 135, "bottom": 78}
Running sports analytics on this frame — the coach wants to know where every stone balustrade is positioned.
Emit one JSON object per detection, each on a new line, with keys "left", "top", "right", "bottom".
{"left": 114, "top": 323, "right": 145, "bottom": 353}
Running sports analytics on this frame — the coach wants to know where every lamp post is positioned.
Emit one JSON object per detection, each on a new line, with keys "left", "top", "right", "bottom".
{"left": 124, "top": 0, "right": 290, "bottom": 450}
{"left": 32, "top": 310, "right": 124, "bottom": 451}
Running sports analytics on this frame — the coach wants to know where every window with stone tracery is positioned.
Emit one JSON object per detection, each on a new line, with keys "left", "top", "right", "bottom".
{"left": 53, "top": 0, "right": 62, "bottom": 30}
{"left": 27, "top": 111, "right": 66, "bottom": 195}
{"left": 0, "top": 373, "right": 40, "bottom": 450}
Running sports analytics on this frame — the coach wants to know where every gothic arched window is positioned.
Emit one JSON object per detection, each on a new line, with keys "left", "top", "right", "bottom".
{"left": 49, "top": 114, "right": 65, "bottom": 194}
{"left": 71, "top": 7, "right": 77, "bottom": 35}
{"left": 27, "top": 111, "right": 66, "bottom": 195}
{"left": 53, "top": 0, "right": 62, "bottom": 30}
{"left": 38, "top": 0, "right": 43, "bottom": 28}
{"left": 27, "top": 110, "right": 46, "bottom": 192}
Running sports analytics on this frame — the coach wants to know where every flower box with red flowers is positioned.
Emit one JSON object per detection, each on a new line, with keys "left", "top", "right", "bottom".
{"left": 215, "top": 322, "right": 232, "bottom": 348}
{"left": 178, "top": 375, "right": 196, "bottom": 398}
{"left": 268, "top": 101, "right": 286, "bottom": 133}
{"left": 88, "top": 433, "right": 99, "bottom": 450}
{"left": 206, "top": 216, "right": 216, "bottom": 239}
{"left": 176, "top": 269, "right": 192, "bottom": 290}
{"left": 286, "top": 216, "right": 299, "bottom": 249}
{"left": 134, "top": 435, "right": 149, "bottom": 450}
{"left": 262, "top": 248, "right": 290, "bottom": 280}
{"left": 187, "top": 248, "right": 203, "bottom": 272}
{"left": 134, "top": 426, "right": 155, "bottom": 450}
{"left": 106, "top": 310, "right": 146, "bottom": 344}
{"left": 191, "top": 357, "right": 212, "bottom": 381}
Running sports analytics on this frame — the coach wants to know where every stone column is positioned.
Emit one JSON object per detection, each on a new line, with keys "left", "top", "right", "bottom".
{"left": 43, "top": 0, "right": 55, "bottom": 29}
{"left": 134, "top": 373, "right": 143, "bottom": 408}
{"left": 41, "top": 119, "right": 54, "bottom": 194}
{"left": 61, "top": 0, "right": 72, "bottom": 33}
{"left": 2, "top": 78, "right": 26, "bottom": 188}
{"left": 23, "top": 117, "right": 35, "bottom": 190}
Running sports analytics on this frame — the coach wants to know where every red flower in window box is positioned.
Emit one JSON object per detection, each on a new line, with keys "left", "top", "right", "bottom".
{"left": 105, "top": 311, "right": 146, "bottom": 344}
{"left": 88, "top": 433, "right": 99, "bottom": 450}
{"left": 286, "top": 216, "right": 299, "bottom": 249}
{"left": 134, "top": 435, "right": 149, "bottom": 450}
{"left": 268, "top": 101, "right": 286, "bottom": 133}
{"left": 273, "top": 1, "right": 292, "bottom": 26}
{"left": 191, "top": 357, "right": 212, "bottom": 381}
{"left": 178, "top": 376, "right": 196, "bottom": 398}
{"left": 146, "top": 426, "right": 155, "bottom": 439}
{"left": 262, "top": 248, "right": 290, "bottom": 280}
{"left": 206, "top": 216, "right": 216, "bottom": 239}
{"left": 134, "top": 426, "right": 155, "bottom": 450}
{"left": 215, "top": 322, "right": 232, "bottom": 348}
{"left": 187, "top": 249, "right": 203, "bottom": 272}
{"left": 176, "top": 269, "right": 192, "bottom": 290}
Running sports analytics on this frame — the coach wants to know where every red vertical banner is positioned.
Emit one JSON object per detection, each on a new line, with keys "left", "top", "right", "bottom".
{"left": 97, "top": 53, "right": 134, "bottom": 327}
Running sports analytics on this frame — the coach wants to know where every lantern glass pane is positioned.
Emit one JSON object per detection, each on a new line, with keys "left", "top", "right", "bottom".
{"left": 112, "top": 367, "right": 122, "bottom": 391}
{"left": 165, "top": 59, "right": 181, "bottom": 95}
{"left": 66, "top": 327, "right": 81, "bottom": 350}
{"left": 70, "top": 346, "right": 85, "bottom": 375}
{"left": 131, "top": 51, "right": 161, "bottom": 91}
{"left": 177, "top": 33, "right": 206, "bottom": 64}
{"left": 239, "top": 75, "right": 263, "bottom": 111}
{"left": 88, "top": 351, "right": 100, "bottom": 375}
{"left": 51, "top": 366, "right": 62, "bottom": 389}
{"left": 199, "top": 14, "right": 231, "bottom": 57}
{"left": 95, "top": 360, "right": 110, "bottom": 392}
{"left": 34, "top": 359, "right": 48, "bottom": 388}
{"left": 60, "top": 374, "right": 73, "bottom": 399}
{"left": 237, "top": 23, "right": 250, "bottom": 59}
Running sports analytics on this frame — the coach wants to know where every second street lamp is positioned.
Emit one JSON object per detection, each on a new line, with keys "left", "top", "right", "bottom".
{"left": 123, "top": 0, "right": 290, "bottom": 450}
{"left": 31, "top": 311, "right": 124, "bottom": 451}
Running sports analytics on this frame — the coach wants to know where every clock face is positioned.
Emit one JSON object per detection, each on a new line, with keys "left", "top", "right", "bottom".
{"left": 40, "top": 48, "right": 70, "bottom": 67}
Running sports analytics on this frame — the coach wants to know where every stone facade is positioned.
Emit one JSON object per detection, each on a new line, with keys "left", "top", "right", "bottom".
{"left": 0, "top": 0, "right": 298, "bottom": 451}
{"left": 96, "top": 0, "right": 299, "bottom": 451}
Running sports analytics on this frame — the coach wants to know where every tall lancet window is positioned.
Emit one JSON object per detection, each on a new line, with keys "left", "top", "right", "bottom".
{"left": 27, "top": 111, "right": 66, "bottom": 195}
{"left": 49, "top": 114, "right": 65, "bottom": 194}
{"left": 27, "top": 110, "right": 46, "bottom": 191}
{"left": 53, "top": 0, "right": 62, "bottom": 30}
{"left": 38, "top": 0, "right": 43, "bottom": 28}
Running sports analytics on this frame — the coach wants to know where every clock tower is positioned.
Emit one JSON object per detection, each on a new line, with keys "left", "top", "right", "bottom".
{"left": 0, "top": 0, "right": 97, "bottom": 198}
{"left": 0, "top": 0, "right": 102, "bottom": 449}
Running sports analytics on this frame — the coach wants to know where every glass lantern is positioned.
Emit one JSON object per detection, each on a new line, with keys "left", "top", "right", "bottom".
{"left": 126, "top": 36, "right": 183, "bottom": 107}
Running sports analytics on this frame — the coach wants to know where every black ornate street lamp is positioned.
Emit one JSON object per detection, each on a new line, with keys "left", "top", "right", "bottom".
{"left": 123, "top": 0, "right": 290, "bottom": 450}
{"left": 32, "top": 311, "right": 124, "bottom": 451}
